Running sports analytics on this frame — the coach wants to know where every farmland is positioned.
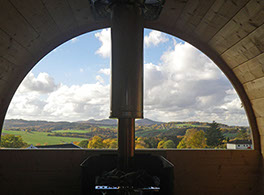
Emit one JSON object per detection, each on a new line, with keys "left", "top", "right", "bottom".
{"left": 2, "top": 130, "right": 84, "bottom": 145}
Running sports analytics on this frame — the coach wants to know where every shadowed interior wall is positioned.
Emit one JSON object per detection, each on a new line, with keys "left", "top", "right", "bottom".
{"left": 0, "top": 150, "right": 261, "bottom": 195}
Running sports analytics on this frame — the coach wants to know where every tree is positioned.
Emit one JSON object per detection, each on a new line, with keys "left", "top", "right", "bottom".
{"left": 157, "top": 140, "right": 166, "bottom": 148}
{"left": 236, "top": 129, "right": 250, "bottom": 140}
{"left": 78, "top": 140, "right": 89, "bottom": 148}
{"left": 144, "top": 137, "right": 159, "bottom": 148}
{"left": 177, "top": 129, "right": 207, "bottom": 149}
{"left": 135, "top": 137, "right": 146, "bottom": 149}
{"left": 205, "top": 121, "right": 224, "bottom": 148}
{"left": 157, "top": 139, "right": 175, "bottom": 149}
{"left": 162, "top": 140, "right": 176, "bottom": 148}
{"left": 88, "top": 136, "right": 104, "bottom": 149}
{"left": 0, "top": 134, "right": 28, "bottom": 148}
{"left": 109, "top": 140, "right": 117, "bottom": 148}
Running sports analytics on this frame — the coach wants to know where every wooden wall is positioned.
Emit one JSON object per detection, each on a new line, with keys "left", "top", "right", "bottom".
{"left": 0, "top": 149, "right": 261, "bottom": 195}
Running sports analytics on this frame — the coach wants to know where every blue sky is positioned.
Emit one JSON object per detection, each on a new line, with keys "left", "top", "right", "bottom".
{"left": 5, "top": 28, "right": 249, "bottom": 126}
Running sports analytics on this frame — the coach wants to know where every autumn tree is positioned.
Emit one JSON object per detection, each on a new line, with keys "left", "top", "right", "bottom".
{"left": 205, "top": 121, "right": 224, "bottom": 148}
{"left": 157, "top": 140, "right": 166, "bottom": 148}
{"left": 78, "top": 140, "right": 89, "bottom": 148}
{"left": 157, "top": 139, "right": 176, "bottom": 149}
{"left": 236, "top": 129, "right": 250, "bottom": 140}
{"left": 0, "top": 134, "right": 28, "bottom": 148}
{"left": 177, "top": 129, "right": 207, "bottom": 149}
{"left": 108, "top": 140, "right": 117, "bottom": 148}
{"left": 144, "top": 137, "right": 159, "bottom": 148}
{"left": 135, "top": 137, "right": 147, "bottom": 149}
{"left": 88, "top": 136, "right": 104, "bottom": 149}
{"left": 162, "top": 140, "right": 176, "bottom": 148}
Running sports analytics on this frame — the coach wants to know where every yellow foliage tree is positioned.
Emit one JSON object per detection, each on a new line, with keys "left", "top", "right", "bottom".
{"left": 177, "top": 129, "right": 207, "bottom": 149}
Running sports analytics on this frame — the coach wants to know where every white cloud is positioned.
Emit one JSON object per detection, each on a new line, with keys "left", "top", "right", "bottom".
{"left": 6, "top": 34, "right": 248, "bottom": 126}
{"left": 143, "top": 41, "right": 248, "bottom": 126}
{"left": 19, "top": 72, "right": 58, "bottom": 94}
{"left": 144, "top": 30, "right": 168, "bottom": 48}
{"left": 6, "top": 72, "right": 110, "bottom": 121}
{"left": 42, "top": 83, "right": 110, "bottom": 121}
{"left": 95, "top": 28, "right": 111, "bottom": 58}
{"left": 80, "top": 68, "right": 84, "bottom": 73}
{"left": 99, "top": 68, "right": 110, "bottom": 75}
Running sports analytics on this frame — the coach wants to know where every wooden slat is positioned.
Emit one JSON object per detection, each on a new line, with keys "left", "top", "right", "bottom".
{"left": 10, "top": 0, "right": 60, "bottom": 41}
{"left": 42, "top": 0, "right": 78, "bottom": 33}
{"left": 195, "top": 0, "right": 249, "bottom": 42}
{"left": 244, "top": 77, "right": 264, "bottom": 100}
{"left": 256, "top": 117, "right": 264, "bottom": 136}
{"left": 0, "top": 0, "right": 39, "bottom": 51}
{"left": 209, "top": 0, "right": 264, "bottom": 54}
{"left": 252, "top": 98, "right": 264, "bottom": 117}
{"left": 0, "top": 150, "right": 260, "bottom": 195}
{"left": 175, "top": 0, "right": 215, "bottom": 34}
{"left": 0, "top": 57, "right": 16, "bottom": 81}
{"left": 233, "top": 53, "right": 264, "bottom": 84}
{"left": 146, "top": 0, "right": 187, "bottom": 31}
{"left": 221, "top": 23, "right": 264, "bottom": 68}
{"left": 67, "top": 0, "right": 94, "bottom": 27}
{"left": 0, "top": 29, "right": 32, "bottom": 65}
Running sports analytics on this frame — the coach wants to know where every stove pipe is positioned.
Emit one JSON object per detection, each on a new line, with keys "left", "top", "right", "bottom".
{"left": 110, "top": 2, "right": 144, "bottom": 171}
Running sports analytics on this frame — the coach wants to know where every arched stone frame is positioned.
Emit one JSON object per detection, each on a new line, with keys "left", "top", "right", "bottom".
{"left": 0, "top": 23, "right": 260, "bottom": 151}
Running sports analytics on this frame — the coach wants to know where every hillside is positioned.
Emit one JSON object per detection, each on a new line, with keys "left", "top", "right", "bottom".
{"left": 3, "top": 118, "right": 163, "bottom": 131}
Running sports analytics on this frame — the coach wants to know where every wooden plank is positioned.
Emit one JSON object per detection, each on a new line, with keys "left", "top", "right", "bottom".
{"left": 10, "top": 0, "right": 60, "bottom": 41}
{"left": 221, "top": 23, "right": 264, "bottom": 68}
{"left": 0, "top": 29, "right": 32, "bottom": 65}
{"left": 195, "top": 0, "right": 249, "bottom": 42}
{"left": 67, "top": 0, "right": 94, "bottom": 27}
{"left": 233, "top": 53, "right": 264, "bottom": 84}
{"left": 175, "top": 0, "right": 215, "bottom": 34}
{"left": 0, "top": 0, "right": 39, "bottom": 50}
{"left": 256, "top": 117, "right": 264, "bottom": 136}
{"left": 244, "top": 77, "right": 264, "bottom": 100}
{"left": 146, "top": 0, "right": 187, "bottom": 31}
{"left": 0, "top": 150, "right": 260, "bottom": 195}
{"left": 252, "top": 98, "right": 264, "bottom": 117}
{"left": 261, "top": 135, "right": 264, "bottom": 155}
{"left": 42, "top": 0, "right": 78, "bottom": 33}
{"left": 209, "top": 0, "right": 264, "bottom": 54}
{"left": 0, "top": 57, "right": 16, "bottom": 81}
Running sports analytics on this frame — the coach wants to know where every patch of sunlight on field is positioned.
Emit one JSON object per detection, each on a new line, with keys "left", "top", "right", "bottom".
{"left": 2, "top": 130, "right": 85, "bottom": 145}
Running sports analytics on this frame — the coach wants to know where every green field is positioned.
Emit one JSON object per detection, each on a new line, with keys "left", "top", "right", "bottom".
{"left": 223, "top": 132, "right": 238, "bottom": 139}
{"left": 52, "top": 129, "right": 91, "bottom": 133}
{"left": 2, "top": 130, "right": 85, "bottom": 145}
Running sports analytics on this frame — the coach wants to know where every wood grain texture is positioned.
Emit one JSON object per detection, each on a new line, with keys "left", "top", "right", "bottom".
{"left": 195, "top": 0, "right": 249, "bottom": 42}
{"left": 210, "top": 0, "right": 264, "bottom": 54}
{"left": 0, "top": 150, "right": 261, "bottom": 195}
{"left": 221, "top": 23, "right": 264, "bottom": 68}
{"left": 233, "top": 53, "right": 264, "bottom": 84}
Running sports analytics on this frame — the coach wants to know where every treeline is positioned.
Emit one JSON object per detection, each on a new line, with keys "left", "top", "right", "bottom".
{"left": 47, "top": 127, "right": 117, "bottom": 139}
{"left": 78, "top": 121, "right": 251, "bottom": 149}
{"left": 77, "top": 136, "right": 181, "bottom": 149}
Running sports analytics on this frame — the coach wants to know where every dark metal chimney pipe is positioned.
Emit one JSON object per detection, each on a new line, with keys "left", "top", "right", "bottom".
{"left": 110, "top": 2, "right": 144, "bottom": 171}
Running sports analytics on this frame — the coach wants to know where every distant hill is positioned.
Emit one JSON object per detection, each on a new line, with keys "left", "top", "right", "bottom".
{"left": 136, "top": 118, "right": 163, "bottom": 126}
{"left": 3, "top": 118, "right": 163, "bottom": 131}
{"left": 85, "top": 119, "right": 117, "bottom": 126}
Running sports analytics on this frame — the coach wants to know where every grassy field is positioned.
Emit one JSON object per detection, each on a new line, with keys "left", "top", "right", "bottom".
{"left": 52, "top": 129, "right": 91, "bottom": 133}
{"left": 223, "top": 132, "right": 238, "bottom": 139}
{"left": 2, "top": 130, "right": 85, "bottom": 145}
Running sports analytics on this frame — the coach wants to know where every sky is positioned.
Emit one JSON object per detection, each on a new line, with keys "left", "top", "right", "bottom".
{"left": 5, "top": 28, "right": 249, "bottom": 126}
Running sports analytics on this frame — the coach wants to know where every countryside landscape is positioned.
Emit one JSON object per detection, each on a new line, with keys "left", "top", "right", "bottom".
{"left": 0, "top": 118, "right": 251, "bottom": 149}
